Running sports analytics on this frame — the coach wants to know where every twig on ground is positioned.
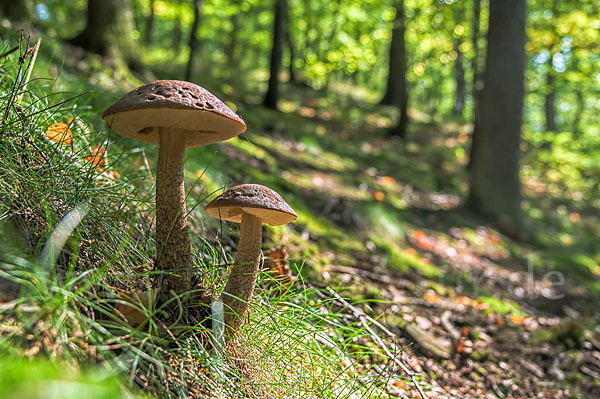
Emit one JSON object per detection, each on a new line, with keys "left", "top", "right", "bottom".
{"left": 440, "top": 310, "right": 461, "bottom": 342}
{"left": 316, "top": 285, "right": 428, "bottom": 399}
{"left": 328, "top": 264, "right": 420, "bottom": 296}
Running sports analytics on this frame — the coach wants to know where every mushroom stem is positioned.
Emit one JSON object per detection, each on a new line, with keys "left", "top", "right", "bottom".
{"left": 222, "top": 212, "right": 262, "bottom": 333}
{"left": 156, "top": 127, "right": 192, "bottom": 294}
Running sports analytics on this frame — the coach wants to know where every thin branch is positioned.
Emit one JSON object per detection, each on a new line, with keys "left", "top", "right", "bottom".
{"left": 316, "top": 285, "right": 428, "bottom": 399}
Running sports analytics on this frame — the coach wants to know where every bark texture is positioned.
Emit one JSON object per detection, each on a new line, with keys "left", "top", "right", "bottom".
{"left": 156, "top": 128, "right": 192, "bottom": 294}
{"left": 263, "top": 0, "right": 286, "bottom": 109}
{"left": 544, "top": 62, "right": 556, "bottom": 133}
{"left": 454, "top": 39, "right": 466, "bottom": 117}
{"left": 466, "top": 0, "right": 482, "bottom": 170}
{"left": 185, "top": 0, "right": 203, "bottom": 81}
{"left": 0, "top": 0, "right": 34, "bottom": 21}
{"left": 145, "top": 0, "right": 155, "bottom": 43}
{"left": 69, "top": 0, "right": 137, "bottom": 62}
{"left": 386, "top": 1, "right": 409, "bottom": 138}
{"left": 381, "top": 0, "right": 408, "bottom": 108}
{"left": 222, "top": 213, "right": 262, "bottom": 333}
{"left": 468, "top": 0, "right": 526, "bottom": 233}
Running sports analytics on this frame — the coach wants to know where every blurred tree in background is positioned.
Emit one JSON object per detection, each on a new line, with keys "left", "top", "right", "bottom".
{"left": 14, "top": 0, "right": 600, "bottom": 231}
{"left": 69, "top": 0, "right": 138, "bottom": 65}
{"left": 383, "top": 1, "right": 409, "bottom": 139}
{"left": 468, "top": 0, "right": 527, "bottom": 233}
{"left": 263, "top": 0, "right": 286, "bottom": 109}
{"left": 0, "top": 0, "right": 35, "bottom": 22}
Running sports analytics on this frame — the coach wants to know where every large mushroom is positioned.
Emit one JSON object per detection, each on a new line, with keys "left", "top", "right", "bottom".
{"left": 102, "top": 80, "right": 246, "bottom": 295}
{"left": 205, "top": 184, "right": 297, "bottom": 333}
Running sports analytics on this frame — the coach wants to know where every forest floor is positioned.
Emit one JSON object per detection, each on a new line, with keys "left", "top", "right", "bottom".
{"left": 213, "top": 75, "right": 600, "bottom": 397}
{"left": 214, "top": 80, "right": 600, "bottom": 397}
{"left": 1, "top": 32, "right": 600, "bottom": 398}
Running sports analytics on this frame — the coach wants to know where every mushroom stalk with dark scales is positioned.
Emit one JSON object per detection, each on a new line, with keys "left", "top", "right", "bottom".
{"left": 222, "top": 212, "right": 262, "bottom": 331}
{"left": 102, "top": 80, "right": 246, "bottom": 295}
{"left": 156, "top": 127, "right": 191, "bottom": 292}
{"left": 205, "top": 184, "right": 297, "bottom": 335}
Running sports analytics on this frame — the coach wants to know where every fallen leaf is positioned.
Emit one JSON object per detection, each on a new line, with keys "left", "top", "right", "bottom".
{"left": 379, "top": 176, "right": 396, "bottom": 186}
{"left": 45, "top": 123, "right": 73, "bottom": 147}
{"left": 495, "top": 316, "right": 504, "bottom": 328}
{"left": 456, "top": 296, "right": 472, "bottom": 306}
{"left": 510, "top": 314, "right": 526, "bottom": 325}
{"left": 404, "top": 248, "right": 417, "bottom": 257}
{"left": 417, "top": 239, "right": 430, "bottom": 250}
{"left": 424, "top": 291, "right": 440, "bottom": 304}
{"left": 114, "top": 289, "right": 156, "bottom": 327}
{"left": 489, "top": 234, "right": 502, "bottom": 245}
{"left": 392, "top": 380, "right": 406, "bottom": 389}
{"left": 85, "top": 145, "right": 107, "bottom": 173}
{"left": 263, "top": 245, "right": 294, "bottom": 294}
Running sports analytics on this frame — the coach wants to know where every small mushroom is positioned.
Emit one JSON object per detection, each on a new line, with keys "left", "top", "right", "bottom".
{"left": 103, "top": 80, "right": 246, "bottom": 295}
{"left": 205, "top": 184, "right": 297, "bottom": 333}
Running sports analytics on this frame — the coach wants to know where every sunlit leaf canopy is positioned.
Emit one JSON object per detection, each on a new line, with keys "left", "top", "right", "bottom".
{"left": 33, "top": 0, "right": 600, "bottom": 203}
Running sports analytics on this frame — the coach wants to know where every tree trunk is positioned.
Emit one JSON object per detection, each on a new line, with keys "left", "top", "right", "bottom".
{"left": 572, "top": 89, "right": 584, "bottom": 137}
{"left": 263, "top": 0, "right": 286, "bottom": 110}
{"left": 227, "top": 11, "right": 241, "bottom": 66}
{"left": 69, "top": 0, "right": 137, "bottom": 64}
{"left": 544, "top": 58, "right": 556, "bottom": 133}
{"left": 285, "top": 9, "right": 297, "bottom": 84}
{"left": 471, "top": 0, "right": 482, "bottom": 113}
{"left": 145, "top": 0, "right": 155, "bottom": 44}
{"left": 172, "top": 0, "right": 183, "bottom": 51}
{"left": 386, "top": 1, "right": 409, "bottom": 139}
{"left": 0, "top": 0, "right": 34, "bottom": 21}
{"left": 185, "top": 0, "right": 203, "bottom": 81}
{"left": 468, "top": 0, "right": 526, "bottom": 233}
{"left": 380, "top": 1, "right": 407, "bottom": 107}
{"left": 466, "top": 0, "right": 482, "bottom": 169}
{"left": 453, "top": 39, "right": 466, "bottom": 117}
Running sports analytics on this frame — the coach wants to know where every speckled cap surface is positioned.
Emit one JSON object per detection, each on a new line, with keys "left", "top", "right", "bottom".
{"left": 102, "top": 80, "right": 246, "bottom": 147}
{"left": 205, "top": 184, "right": 297, "bottom": 226}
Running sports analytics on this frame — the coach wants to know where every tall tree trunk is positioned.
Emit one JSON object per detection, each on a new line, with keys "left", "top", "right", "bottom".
{"left": 544, "top": 67, "right": 556, "bottom": 133}
{"left": 572, "top": 89, "right": 584, "bottom": 137}
{"left": 471, "top": 0, "right": 482, "bottom": 114}
{"left": 380, "top": 1, "right": 407, "bottom": 107}
{"left": 263, "top": 0, "right": 286, "bottom": 110}
{"left": 386, "top": 1, "right": 409, "bottom": 139}
{"left": 453, "top": 39, "right": 466, "bottom": 117}
{"left": 544, "top": 0, "right": 557, "bottom": 134}
{"left": 227, "top": 11, "right": 241, "bottom": 66}
{"left": 466, "top": 0, "right": 482, "bottom": 169}
{"left": 145, "top": 0, "right": 155, "bottom": 44}
{"left": 0, "top": 0, "right": 34, "bottom": 21}
{"left": 468, "top": 0, "right": 526, "bottom": 233}
{"left": 69, "top": 0, "right": 137, "bottom": 65}
{"left": 185, "top": 0, "right": 203, "bottom": 81}
{"left": 284, "top": 1, "right": 299, "bottom": 85}
{"left": 172, "top": 0, "right": 183, "bottom": 51}
{"left": 286, "top": 25, "right": 297, "bottom": 84}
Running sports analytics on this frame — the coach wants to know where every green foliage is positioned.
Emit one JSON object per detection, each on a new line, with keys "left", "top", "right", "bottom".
{"left": 0, "top": 357, "right": 135, "bottom": 399}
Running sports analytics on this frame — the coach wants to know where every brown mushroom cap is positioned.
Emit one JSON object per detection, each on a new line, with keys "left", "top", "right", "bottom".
{"left": 102, "top": 80, "right": 246, "bottom": 147}
{"left": 205, "top": 184, "right": 297, "bottom": 226}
